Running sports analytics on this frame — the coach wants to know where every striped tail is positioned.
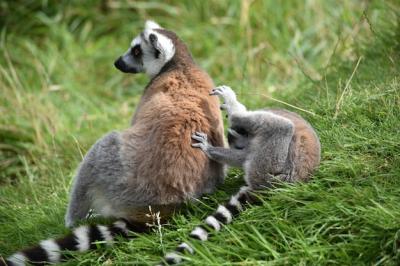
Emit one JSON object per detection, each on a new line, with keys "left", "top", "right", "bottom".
{"left": 1, "top": 219, "right": 149, "bottom": 266}
{"left": 161, "top": 186, "right": 258, "bottom": 265}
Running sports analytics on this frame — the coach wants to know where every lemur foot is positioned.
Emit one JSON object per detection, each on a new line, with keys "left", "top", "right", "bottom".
{"left": 191, "top": 131, "right": 210, "bottom": 152}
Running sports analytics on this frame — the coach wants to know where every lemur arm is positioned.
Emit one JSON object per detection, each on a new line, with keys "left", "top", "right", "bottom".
{"left": 206, "top": 146, "right": 247, "bottom": 167}
{"left": 192, "top": 132, "right": 247, "bottom": 167}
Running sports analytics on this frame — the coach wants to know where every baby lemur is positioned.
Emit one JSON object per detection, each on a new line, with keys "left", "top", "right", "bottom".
{"left": 1, "top": 21, "right": 225, "bottom": 266}
{"left": 162, "top": 85, "right": 321, "bottom": 264}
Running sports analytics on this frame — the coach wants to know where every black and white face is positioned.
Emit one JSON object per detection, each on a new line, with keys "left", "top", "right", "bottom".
{"left": 114, "top": 21, "right": 175, "bottom": 77}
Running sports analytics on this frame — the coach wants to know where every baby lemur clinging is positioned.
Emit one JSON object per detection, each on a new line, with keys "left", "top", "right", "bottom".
{"left": 162, "top": 85, "right": 321, "bottom": 264}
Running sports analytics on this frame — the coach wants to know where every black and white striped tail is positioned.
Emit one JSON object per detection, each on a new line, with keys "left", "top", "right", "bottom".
{"left": 161, "top": 186, "right": 257, "bottom": 265}
{"left": 1, "top": 219, "right": 149, "bottom": 266}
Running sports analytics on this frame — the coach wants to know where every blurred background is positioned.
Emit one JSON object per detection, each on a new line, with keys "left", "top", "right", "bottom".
{"left": 0, "top": 0, "right": 399, "bottom": 264}
{"left": 0, "top": 0, "right": 382, "bottom": 184}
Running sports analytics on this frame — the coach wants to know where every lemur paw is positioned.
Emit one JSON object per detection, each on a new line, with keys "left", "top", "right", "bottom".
{"left": 210, "top": 85, "right": 237, "bottom": 103}
{"left": 191, "top": 132, "right": 209, "bottom": 151}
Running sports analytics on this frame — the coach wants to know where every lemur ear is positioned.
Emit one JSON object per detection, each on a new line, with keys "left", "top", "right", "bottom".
{"left": 149, "top": 33, "right": 161, "bottom": 58}
{"left": 147, "top": 31, "right": 175, "bottom": 62}
{"left": 145, "top": 20, "right": 162, "bottom": 30}
{"left": 149, "top": 33, "right": 158, "bottom": 45}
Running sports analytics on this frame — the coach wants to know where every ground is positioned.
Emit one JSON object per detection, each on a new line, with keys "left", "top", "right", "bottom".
{"left": 0, "top": 0, "right": 399, "bottom": 265}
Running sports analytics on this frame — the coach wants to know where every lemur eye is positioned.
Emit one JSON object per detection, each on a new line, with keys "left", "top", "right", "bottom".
{"left": 131, "top": 45, "right": 141, "bottom": 57}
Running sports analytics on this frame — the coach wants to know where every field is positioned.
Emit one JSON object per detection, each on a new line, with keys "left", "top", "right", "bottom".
{"left": 0, "top": 0, "right": 399, "bottom": 265}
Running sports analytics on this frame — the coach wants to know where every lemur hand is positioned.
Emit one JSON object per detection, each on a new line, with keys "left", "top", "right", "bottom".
{"left": 191, "top": 132, "right": 210, "bottom": 152}
{"left": 210, "top": 85, "right": 245, "bottom": 116}
{"left": 210, "top": 85, "right": 237, "bottom": 108}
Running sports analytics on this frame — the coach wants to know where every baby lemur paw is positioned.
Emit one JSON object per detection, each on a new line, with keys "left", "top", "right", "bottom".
{"left": 210, "top": 85, "right": 237, "bottom": 103}
{"left": 191, "top": 131, "right": 210, "bottom": 152}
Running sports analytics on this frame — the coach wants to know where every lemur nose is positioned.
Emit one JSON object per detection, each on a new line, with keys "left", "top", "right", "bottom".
{"left": 114, "top": 56, "right": 126, "bottom": 71}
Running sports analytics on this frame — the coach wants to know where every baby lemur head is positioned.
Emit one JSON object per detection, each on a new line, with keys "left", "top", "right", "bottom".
{"left": 114, "top": 20, "right": 193, "bottom": 78}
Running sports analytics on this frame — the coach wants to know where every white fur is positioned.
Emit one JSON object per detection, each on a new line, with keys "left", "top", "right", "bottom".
{"left": 239, "top": 185, "right": 251, "bottom": 193}
{"left": 165, "top": 252, "right": 182, "bottom": 264}
{"left": 243, "top": 161, "right": 252, "bottom": 186}
{"left": 98, "top": 225, "right": 114, "bottom": 244}
{"left": 122, "top": 22, "right": 176, "bottom": 78}
{"left": 113, "top": 220, "right": 129, "bottom": 234}
{"left": 130, "top": 35, "right": 142, "bottom": 47}
{"left": 7, "top": 253, "right": 26, "bottom": 266}
{"left": 178, "top": 242, "right": 194, "bottom": 254}
{"left": 214, "top": 85, "right": 247, "bottom": 115}
{"left": 216, "top": 205, "right": 233, "bottom": 224}
{"left": 73, "top": 226, "right": 90, "bottom": 251}
{"left": 229, "top": 195, "right": 243, "bottom": 212}
{"left": 142, "top": 29, "right": 175, "bottom": 77}
{"left": 190, "top": 226, "right": 208, "bottom": 241}
{"left": 145, "top": 20, "right": 162, "bottom": 29}
{"left": 40, "top": 239, "right": 61, "bottom": 263}
{"left": 205, "top": 215, "right": 221, "bottom": 231}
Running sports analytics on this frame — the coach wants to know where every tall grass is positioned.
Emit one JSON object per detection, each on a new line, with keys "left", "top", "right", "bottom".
{"left": 0, "top": 0, "right": 399, "bottom": 264}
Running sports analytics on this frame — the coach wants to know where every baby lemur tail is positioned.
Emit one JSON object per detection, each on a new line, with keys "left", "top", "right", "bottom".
{"left": 1, "top": 219, "right": 149, "bottom": 266}
{"left": 160, "top": 186, "right": 259, "bottom": 265}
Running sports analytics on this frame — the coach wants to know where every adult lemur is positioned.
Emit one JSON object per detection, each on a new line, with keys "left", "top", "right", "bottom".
{"left": 162, "top": 85, "right": 321, "bottom": 264}
{"left": 1, "top": 21, "right": 225, "bottom": 266}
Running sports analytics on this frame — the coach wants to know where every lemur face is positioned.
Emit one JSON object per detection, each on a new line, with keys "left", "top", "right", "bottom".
{"left": 114, "top": 20, "right": 176, "bottom": 77}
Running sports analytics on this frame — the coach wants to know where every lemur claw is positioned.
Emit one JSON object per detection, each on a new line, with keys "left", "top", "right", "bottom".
{"left": 191, "top": 143, "right": 203, "bottom": 148}
{"left": 192, "top": 132, "right": 208, "bottom": 143}
{"left": 191, "top": 132, "right": 209, "bottom": 152}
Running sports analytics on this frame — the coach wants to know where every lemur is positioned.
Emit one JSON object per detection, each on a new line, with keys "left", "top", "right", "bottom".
{"left": 161, "top": 85, "right": 321, "bottom": 265}
{"left": 0, "top": 21, "right": 225, "bottom": 266}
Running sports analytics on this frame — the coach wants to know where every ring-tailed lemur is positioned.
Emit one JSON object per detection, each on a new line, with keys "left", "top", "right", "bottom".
{"left": 1, "top": 21, "right": 225, "bottom": 266}
{"left": 161, "top": 85, "right": 321, "bottom": 265}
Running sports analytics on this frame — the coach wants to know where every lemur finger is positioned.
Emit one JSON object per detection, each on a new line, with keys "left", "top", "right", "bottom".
{"left": 192, "top": 134, "right": 207, "bottom": 143}
{"left": 195, "top": 131, "right": 207, "bottom": 138}
{"left": 209, "top": 89, "right": 218, "bottom": 96}
{"left": 210, "top": 87, "right": 224, "bottom": 96}
{"left": 191, "top": 143, "right": 204, "bottom": 148}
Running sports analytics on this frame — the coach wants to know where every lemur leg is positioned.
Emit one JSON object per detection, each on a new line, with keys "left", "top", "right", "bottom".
{"left": 64, "top": 164, "right": 93, "bottom": 228}
{"left": 244, "top": 113, "right": 295, "bottom": 189}
{"left": 65, "top": 131, "right": 123, "bottom": 228}
{"left": 192, "top": 132, "right": 246, "bottom": 167}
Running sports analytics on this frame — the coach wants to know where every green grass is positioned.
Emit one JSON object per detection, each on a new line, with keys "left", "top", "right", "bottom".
{"left": 1, "top": 0, "right": 399, "bottom": 265}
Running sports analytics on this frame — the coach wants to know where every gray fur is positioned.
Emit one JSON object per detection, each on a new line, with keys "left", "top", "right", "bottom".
{"left": 192, "top": 85, "right": 317, "bottom": 189}
{"left": 65, "top": 132, "right": 125, "bottom": 227}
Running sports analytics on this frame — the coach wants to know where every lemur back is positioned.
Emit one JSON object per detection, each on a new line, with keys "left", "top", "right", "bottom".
{"left": 162, "top": 85, "right": 320, "bottom": 265}
{"left": 270, "top": 109, "right": 320, "bottom": 182}
{"left": 1, "top": 21, "right": 225, "bottom": 266}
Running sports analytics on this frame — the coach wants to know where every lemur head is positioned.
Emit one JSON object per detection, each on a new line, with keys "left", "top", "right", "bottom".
{"left": 114, "top": 20, "right": 176, "bottom": 77}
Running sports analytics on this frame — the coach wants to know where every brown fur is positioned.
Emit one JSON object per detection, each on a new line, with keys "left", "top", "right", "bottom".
{"left": 269, "top": 109, "right": 320, "bottom": 182}
{"left": 120, "top": 30, "right": 225, "bottom": 221}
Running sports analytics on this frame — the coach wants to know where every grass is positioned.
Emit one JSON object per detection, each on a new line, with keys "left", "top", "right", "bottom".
{"left": 0, "top": 0, "right": 399, "bottom": 265}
